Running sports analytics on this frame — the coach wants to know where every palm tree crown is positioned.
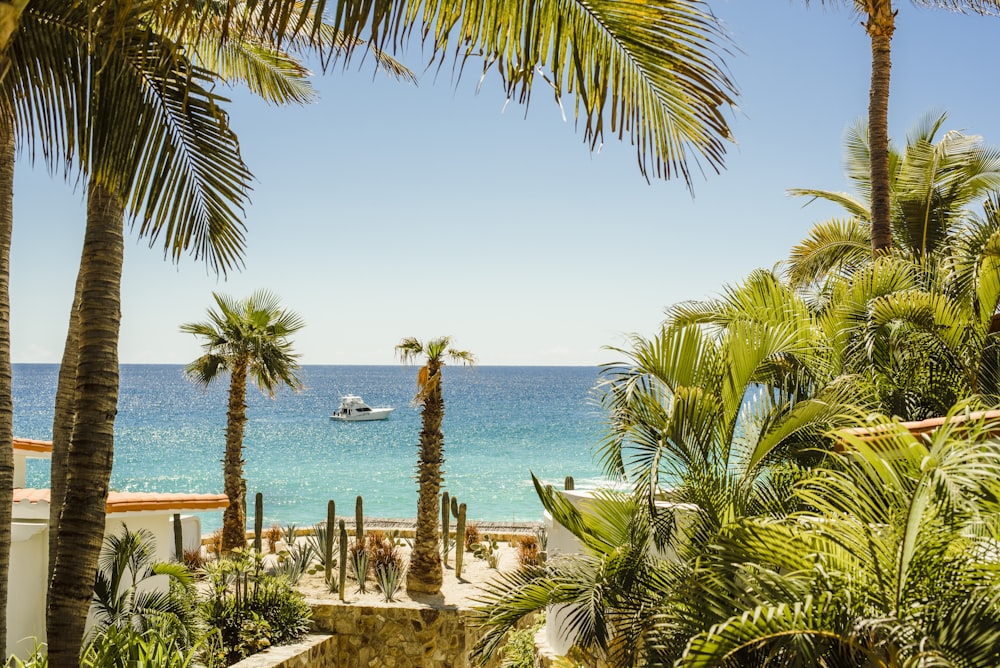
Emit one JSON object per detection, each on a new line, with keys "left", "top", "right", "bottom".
{"left": 395, "top": 335, "right": 474, "bottom": 594}
{"left": 183, "top": 290, "right": 304, "bottom": 396}
{"left": 183, "top": 290, "right": 304, "bottom": 553}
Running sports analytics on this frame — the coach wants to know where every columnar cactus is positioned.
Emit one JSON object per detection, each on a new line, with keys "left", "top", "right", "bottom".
{"left": 253, "top": 492, "right": 264, "bottom": 552}
{"left": 339, "top": 519, "right": 348, "bottom": 602}
{"left": 326, "top": 500, "right": 335, "bottom": 584}
{"left": 441, "top": 491, "right": 451, "bottom": 565}
{"left": 455, "top": 503, "right": 467, "bottom": 579}
{"left": 355, "top": 495, "right": 364, "bottom": 543}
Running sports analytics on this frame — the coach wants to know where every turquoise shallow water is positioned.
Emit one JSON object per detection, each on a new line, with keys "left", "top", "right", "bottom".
{"left": 14, "top": 364, "right": 608, "bottom": 532}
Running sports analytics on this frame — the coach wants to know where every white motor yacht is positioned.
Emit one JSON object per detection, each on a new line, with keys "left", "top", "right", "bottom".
{"left": 330, "top": 395, "right": 394, "bottom": 421}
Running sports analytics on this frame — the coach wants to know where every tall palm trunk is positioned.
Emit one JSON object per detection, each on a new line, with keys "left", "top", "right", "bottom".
{"left": 866, "top": 0, "right": 895, "bottom": 253}
{"left": 0, "top": 110, "right": 15, "bottom": 656}
{"left": 221, "top": 358, "right": 249, "bottom": 553}
{"left": 46, "top": 180, "right": 124, "bottom": 664}
{"left": 408, "top": 358, "right": 444, "bottom": 593}
{"left": 48, "top": 272, "right": 82, "bottom": 582}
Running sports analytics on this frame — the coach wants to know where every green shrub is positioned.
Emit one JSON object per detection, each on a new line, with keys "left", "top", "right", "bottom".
{"left": 498, "top": 613, "right": 545, "bottom": 668}
{"left": 199, "top": 550, "right": 311, "bottom": 665}
{"left": 4, "top": 642, "right": 47, "bottom": 667}
{"left": 247, "top": 578, "right": 312, "bottom": 645}
{"left": 82, "top": 625, "right": 201, "bottom": 668}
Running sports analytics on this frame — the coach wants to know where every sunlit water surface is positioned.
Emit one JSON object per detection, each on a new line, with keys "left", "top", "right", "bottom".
{"left": 15, "top": 364, "right": 608, "bottom": 532}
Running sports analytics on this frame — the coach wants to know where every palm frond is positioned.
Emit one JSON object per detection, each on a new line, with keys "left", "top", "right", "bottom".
{"left": 785, "top": 217, "right": 872, "bottom": 288}
{"left": 81, "top": 15, "right": 253, "bottom": 274}
{"left": 331, "top": 0, "right": 737, "bottom": 186}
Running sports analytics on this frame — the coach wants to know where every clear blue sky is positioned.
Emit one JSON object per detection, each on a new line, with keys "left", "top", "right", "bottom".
{"left": 8, "top": 3, "right": 1000, "bottom": 366}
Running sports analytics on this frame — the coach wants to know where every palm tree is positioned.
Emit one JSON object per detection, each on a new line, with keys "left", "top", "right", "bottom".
{"left": 395, "top": 336, "right": 475, "bottom": 594}
{"left": 806, "top": 2, "right": 1000, "bottom": 253}
{"left": 0, "top": 0, "right": 244, "bottom": 654}
{"left": 679, "top": 404, "right": 1000, "bottom": 667}
{"left": 787, "top": 112, "right": 1000, "bottom": 287}
{"left": 43, "top": 8, "right": 257, "bottom": 658}
{"left": 474, "top": 271, "right": 854, "bottom": 664}
{"left": 784, "top": 116, "right": 1000, "bottom": 418}
{"left": 41, "top": 5, "right": 410, "bottom": 658}
{"left": 182, "top": 291, "right": 304, "bottom": 553}
{"left": 0, "top": 112, "right": 12, "bottom": 655}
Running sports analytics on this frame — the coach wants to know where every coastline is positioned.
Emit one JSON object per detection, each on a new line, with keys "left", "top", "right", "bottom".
{"left": 215, "top": 516, "right": 543, "bottom": 546}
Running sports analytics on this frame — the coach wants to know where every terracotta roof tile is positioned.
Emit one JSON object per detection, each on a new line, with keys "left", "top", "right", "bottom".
{"left": 836, "top": 409, "right": 1000, "bottom": 451}
{"left": 13, "top": 438, "right": 52, "bottom": 454}
{"left": 13, "top": 488, "right": 50, "bottom": 505}
{"left": 13, "top": 488, "right": 228, "bottom": 513}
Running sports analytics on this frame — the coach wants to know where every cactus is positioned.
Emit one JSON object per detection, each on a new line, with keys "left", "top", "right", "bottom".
{"left": 455, "top": 502, "right": 467, "bottom": 579}
{"left": 355, "top": 495, "right": 364, "bottom": 543}
{"left": 451, "top": 495, "right": 459, "bottom": 517}
{"left": 564, "top": 476, "right": 575, "bottom": 491}
{"left": 173, "top": 513, "right": 183, "bottom": 562}
{"left": 441, "top": 491, "right": 451, "bottom": 565}
{"left": 253, "top": 493, "right": 263, "bottom": 553}
{"left": 325, "top": 500, "right": 335, "bottom": 584}
{"left": 339, "top": 520, "right": 348, "bottom": 602}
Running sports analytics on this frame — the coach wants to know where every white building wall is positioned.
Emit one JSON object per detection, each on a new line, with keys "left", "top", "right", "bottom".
{"left": 7, "top": 510, "right": 201, "bottom": 661}
{"left": 8, "top": 521, "right": 48, "bottom": 660}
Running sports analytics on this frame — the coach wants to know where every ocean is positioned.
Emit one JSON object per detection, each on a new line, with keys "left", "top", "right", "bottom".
{"left": 13, "top": 364, "right": 609, "bottom": 532}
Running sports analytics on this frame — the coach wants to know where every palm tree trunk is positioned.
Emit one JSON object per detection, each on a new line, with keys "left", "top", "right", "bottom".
{"left": 46, "top": 180, "right": 124, "bottom": 664}
{"left": 221, "top": 358, "right": 249, "bottom": 553}
{"left": 408, "top": 358, "right": 444, "bottom": 594}
{"left": 866, "top": 0, "right": 895, "bottom": 253}
{"left": 47, "top": 271, "right": 82, "bottom": 583}
{"left": 0, "top": 110, "right": 15, "bottom": 657}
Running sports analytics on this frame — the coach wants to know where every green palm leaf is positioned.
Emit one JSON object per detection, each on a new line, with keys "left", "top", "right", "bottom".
{"left": 330, "top": 0, "right": 736, "bottom": 186}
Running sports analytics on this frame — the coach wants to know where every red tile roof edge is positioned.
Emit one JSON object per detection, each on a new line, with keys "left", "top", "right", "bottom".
{"left": 14, "top": 488, "right": 228, "bottom": 513}
{"left": 836, "top": 409, "right": 1000, "bottom": 450}
{"left": 13, "top": 438, "right": 52, "bottom": 454}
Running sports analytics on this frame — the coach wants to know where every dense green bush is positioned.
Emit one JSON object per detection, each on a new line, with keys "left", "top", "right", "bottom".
{"left": 200, "top": 550, "right": 312, "bottom": 665}
{"left": 82, "top": 625, "right": 202, "bottom": 668}
{"left": 498, "top": 614, "right": 546, "bottom": 668}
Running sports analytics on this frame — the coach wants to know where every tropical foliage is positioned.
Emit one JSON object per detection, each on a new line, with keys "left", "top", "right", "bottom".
{"left": 787, "top": 113, "right": 1000, "bottom": 286}
{"left": 784, "top": 115, "right": 1000, "bottom": 419}
{"left": 681, "top": 405, "right": 1000, "bottom": 667}
{"left": 396, "top": 336, "right": 475, "bottom": 594}
{"left": 199, "top": 549, "right": 312, "bottom": 666}
{"left": 805, "top": 1, "right": 1000, "bottom": 252}
{"left": 90, "top": 525, "right": 198, "bottom": 643}
{"left": 473, "top": 270, "right": 858, "bottom": 665}
{"left": 183, "top": 291, "right": 304, "bottom": 553}
{"left": 473, "top": 136, "right": 1000, "bottom": 660}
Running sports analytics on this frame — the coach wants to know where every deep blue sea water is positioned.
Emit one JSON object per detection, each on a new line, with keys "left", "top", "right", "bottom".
{"left": 13, "top": 364, "right": 608, "bottom": 532}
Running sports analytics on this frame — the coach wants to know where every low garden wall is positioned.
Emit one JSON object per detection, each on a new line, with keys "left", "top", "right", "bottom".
{"left": 229, "top": 634, "right": 338, "bottom": 668}
{"left": 229, "top": 599, "right": 537, "bottom": 667}
{"left": 309, "top": 600, "right": 494, "bottom": 667}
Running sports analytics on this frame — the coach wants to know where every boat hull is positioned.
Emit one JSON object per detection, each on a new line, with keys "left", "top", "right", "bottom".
{"left": 330, "top": 407, "right": 394, "bottom": 421}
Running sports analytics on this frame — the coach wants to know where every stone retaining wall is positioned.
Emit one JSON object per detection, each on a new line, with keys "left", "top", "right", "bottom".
{"left": 229, "top": 634, "right": 337, "bottom": 668}
{"left": 309, "top": 600, "right": 496, "bottom": 667}
{"left": 229, "top": 599, "right": 507, "bottom": 668}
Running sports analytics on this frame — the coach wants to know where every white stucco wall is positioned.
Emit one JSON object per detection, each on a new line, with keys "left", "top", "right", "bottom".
{"left": 8, "top": 521, "right": 48, "bottom": 659}
{"left": 13, "top": 458, "right": 25, "bottom": 490}
{"left": 6, "top": 510, "right": 203, "bottom": 661}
